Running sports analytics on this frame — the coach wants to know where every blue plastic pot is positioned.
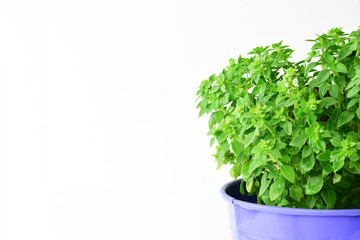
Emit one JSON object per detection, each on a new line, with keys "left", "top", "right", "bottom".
{"left": 220, "top": 179, "right": 360, "bottom": 240}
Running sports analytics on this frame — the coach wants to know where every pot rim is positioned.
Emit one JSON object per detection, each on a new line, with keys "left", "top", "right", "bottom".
{"left": 220, "top": 178, "right": 360, "bottom": 216}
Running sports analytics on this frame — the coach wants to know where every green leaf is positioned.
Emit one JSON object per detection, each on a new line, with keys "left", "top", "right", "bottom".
{"left": 269, "top": 177, "right": 286, "bottom": 201}
{"left": 230, "top": 164, "right": 241, "bottom": 180}
{"left": 302, "top": 145, "right": 313, "bottom": 158}
{"left": 333, "top": 174, "right": 342, "bottom": 184}
{"left": 338, "top": 46, "right": 353, "bottom": 61}
{"left": 334, "top": 76, "right": 345, "bottom": 90}
{"left": 249, "top": 155, "right": 267, "bottom": 173}
{"left": 309, "top": 70, "right": 330, "bottom": 87}
{"left": 269, "top": 149, "right": 282, "bottom": 159}
{"left": 241, "top": 162, "right": 251, "bottom": 180}
{"left": 217, "top": 149, "right": 226, "bottom": 164}
{"left": 305, "top": 62, "right": 317, "bottom": 74}
{"left": 333, "top": 157, "right": 345, "bottom": 172}
{"left": 306, "top": 114, "right": 317, "bottom": 126}
{"left": 306, "top": 195, "right": 319, "bottom": 209}
{"left": 337, "top": 111, "right": 355, "bottom": 128}
{"left": 319, "top": 97, "right": 338, "bottom": 107}
{"left": 329, "top": 85, "right": 339, "bottom": 98}
{"left": 347, "top": 99, "right": 358, "bottom": 109}
{"left": 281, "top": 165, "right": 296, "bottom": 183}
{"left": 316, "top": 139, "right": 326, "bottom": 152}
{"left": 244, "top": 131, "right": 256, "bottom": 148}
{"left": 285, "top": 98, "right": 296, "bottom": 107}
{"left": 345, "top": 76, "right": 360, "bottom": 90}
{"left": 231, "top": 141, "right": 242, "bottom": 156}
{"left": 350, "top": 152, "right": 360, "bottom": 161}
{"left": 317, "top": 150, "right": 331, "bottom": 162}
{"left": 198, "top": 107, "right": 206, "bottom": 117}
{"left": 217, "top": 132, "right": 228, "bottom": 143}
{"left": 321, "top": 188, "right": 336, "bottom": 209}
{"left": 357, "top": 107, "right": 360, "bottom": 119}
{"left": 246, "top": 177, "right": 254, "bottom": 193}
{"left": 214, "top": 111, "right": 224, "bottom": 123}
{"left": 240, "top": 179, "right": 245, "bottom": 195}
{"left": 259, "top": 172, "right": 271, "bottom": 197}
{"left": 300, "top": 154, "right": 315, "bottom": 173}
{"left": 220, "top": 84, "right": 226, "bottom": 92}
{"left": 290, "top": 184, "right": 303, "bottom": 202}
{"left": 211, "top": 85, "right": 220, "bottom": 93}
{"left": 289, "top": 133, "right": 308, "bottom": 147}
{"left": 283, "top": 121, "right": 292, "bottom": 135}
{"left": 334, "top": 63, "right": 347, "bottom": 73}
{"left": 210, "top": 137, "right": 215, "bottom": 147}
{"left": 305, "top": 175, "right": 324, "bottom": 195}
{"left": 319, "top": 84, "right": 329, "bottom": 98}
{"left": 330, "top": 138, "right": 342, "bottom": 147}
{"left": 347, "top": 86, "right": 360, "bottom": 98}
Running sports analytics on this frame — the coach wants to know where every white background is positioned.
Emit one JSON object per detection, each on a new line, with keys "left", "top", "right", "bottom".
{"left": 1, "top": 0, "right": 360, "bottom": 239}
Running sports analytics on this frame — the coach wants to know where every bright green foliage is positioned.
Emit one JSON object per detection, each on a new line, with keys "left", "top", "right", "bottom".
{"left": 196, "top": 27, "right": 360, "bottom": 209}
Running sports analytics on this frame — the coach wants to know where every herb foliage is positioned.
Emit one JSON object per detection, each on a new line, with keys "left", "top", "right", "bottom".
{"left": 196, "top": 27, "right": 360, "bottom": 209}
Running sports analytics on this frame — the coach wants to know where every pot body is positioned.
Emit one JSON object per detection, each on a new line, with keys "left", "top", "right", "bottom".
{"left": 220, "top": 179, "right": 360, "bottom": 240}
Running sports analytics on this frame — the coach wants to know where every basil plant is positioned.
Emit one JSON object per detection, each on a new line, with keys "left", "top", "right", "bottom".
{"left": 196, "top": 27, "right": 360, "bottom": 209}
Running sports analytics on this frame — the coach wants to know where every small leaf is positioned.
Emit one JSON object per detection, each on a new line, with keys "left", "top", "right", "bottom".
{"left": 259, "top": 172, "right": 271, "bottom": 197}
{"left": 246, "top": 177, "right": 254, "bottom": 193}
{"left": 306, "top": 114, "right": 317, "bottom": 126}
{"left": 269, "top": 177, "right": 286, "bottom": 201}
{"left": 319, "top": 84, "right": 329, "bottom": 98}
{"left": 198, "top": 107, "right": 206, "bottom": 117}
{"left": 240, "top": 179, "right": 245, "bottom": 195}
{"left": 290, "top": 184, "right": 303, "bottom": 202}
{"left": 244, "top": 131, "right": 256, "bottom": 148}
{"left": 321, "top": 188, "right": 336, "bottom": 209}
{"left": 285, "top": 98, "right": 296, "bottom": 107}
{"left": 334, "top": 76, "right": 345, "bottom": 90}
{"left": 329, "top": 85, "right": 339, "bottom": 98}
{"left": 347, "top": 99, "right": 358, "bottom": 109}
{"left": 305, "top": 175, "right": 324, "bottom": 195}
{"left": 283, "top": 121, "right": 292, "bottom": 135}
{"left": 333, "top": 174, "right": 342, "bottom": 184}
{"left": 309, "top": 70, "right": 330, "bottom": 87}
{"left": 214, "top": 111, "right": 224, "bottom": 123}
{"left": 300, "top": 154, "right": 315, "bottom": 174}
{"left": 334, "top": 63, "right": 347, "bottom": 73}
{"left": 319, "top": 97, "right": 338, "bottom": 107}
{"left": 306, "top": 195, "right": 319, "bottom": 209}
{"left": 317, "top": 150, "right": 331, "bottom": 162}
{"left": 338, "top": 46, "right": 353, "bottom": 61}
{"left": 330, "top": 138, "right": 342, "bottom": 147}
{"left": 230, "top": 164, "right": 241, "bottom": 180}
{"left": 347, "top": 86, "right": 360, "bottom": 98}
{"left": 333, "top": 157, "right": 345, "bottom": 172}
{"left": 302, "top": 145, "right": 313, "bottom": 158}
{"left": 305, "top": 62, "right": 317, "bottom": 74}
{"left": 210, "top": 137, "right": 215, "bottom": 147}
{"left": 241, "top": 162, "right": 251, "bottom": 180}
{"left": 217, "top": 132, "right": 228, "bottom": 143}
{"left": 351, "top": 152, "right": 360, "bottom": 162}
{"left": 290, "top": 133, "right": 308, "bottom": 147}
{"left": 337, "top": 111, "right": 355, "bottom": 128}
{"left": 269, "top": 149, "right": 282, "bottom": 159}
{"left": 220, "top": 84, "right": 226, "bottom": 92}
{"left": 357, "top": 108, "right": 360, "bottom": 119}
{"left": 217, "top": 149, "right": 226, "bottom": 164}
{"left": 211, "top": 85, "right": 220, "bottom": 93}
{"left": 249, "top": 155, "right": 267, "bottom": 173}
{"left": 281, "top": 165, "right": 296, "bottom": 183}
{"left": 231, "top": 141, "right": 242, "bottom": 156}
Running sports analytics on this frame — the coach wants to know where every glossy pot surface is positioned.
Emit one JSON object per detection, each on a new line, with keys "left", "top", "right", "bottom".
{"left": 220, "top": 179, "right": 360, "bottom": 240}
